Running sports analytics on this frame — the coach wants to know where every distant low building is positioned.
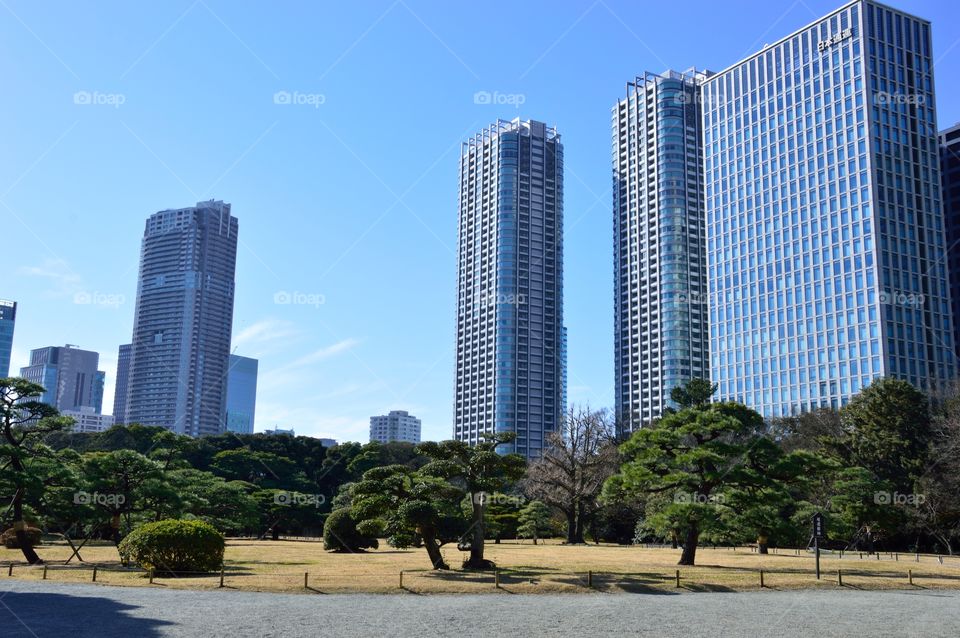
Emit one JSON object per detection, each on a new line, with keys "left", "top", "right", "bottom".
{"left": 64, "top": 407, "right": 114, "bottom": 434}
{"left": 264, "top": 426, "right": 295, "bottom": 436}
{"left": 370, "top": 410, "right": 421, "bottom": 444}
{"left": 317, "top": 438, "right": 337, "bottom": 448}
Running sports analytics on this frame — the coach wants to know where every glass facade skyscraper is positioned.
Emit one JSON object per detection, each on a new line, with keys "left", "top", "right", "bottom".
{"left": 703, "top": 0, "right": 954, "bottom": 417}
{"left": 613, "top": 70, "right": 711, "bottom": 432}
{"left": 112, "top": 343, "right": 132, "bottom": 423}
{"left": 0, "top": 300, "right": 15, "bottom": 377}
{"left": 225, "top": 354, "right": 258, "bottom": 435}
{"left": 454, "top": 118, "right": 564, "bottom": 459}
{"left": 20, "top": 345, "right": 105, "bottom": 413}
{"left": 940, "top": 123, "right": 960, "bottom": 359}
{"left": 125, "top": 200, "right": 238, "bottom": 436}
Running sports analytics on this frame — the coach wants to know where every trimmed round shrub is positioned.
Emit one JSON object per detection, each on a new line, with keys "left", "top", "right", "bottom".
{"left": 1, "top": 527, "right": 42, "bottom": 549}
{"left": 323, "top": 509, "right": 378, "bottom": 552}
{"left": 118, "top": 519, "right": 224, "bottom": 574}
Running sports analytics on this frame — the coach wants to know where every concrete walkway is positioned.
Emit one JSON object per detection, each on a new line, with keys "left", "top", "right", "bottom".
{"left": 1, "top": 580, "right": 958, "bottom": 637}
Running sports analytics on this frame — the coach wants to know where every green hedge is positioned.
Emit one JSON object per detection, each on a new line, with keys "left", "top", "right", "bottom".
{"left": 323, "top": 508, "right": 378, "bottom": 552}
{"left": 118, "top": 519, "right": 224, "bottom": 574}
{"left": 1, "top": 527, "right": 42, "bottom": 549}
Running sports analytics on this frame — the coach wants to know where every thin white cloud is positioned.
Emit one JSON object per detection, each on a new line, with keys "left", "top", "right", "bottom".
{"left": 285, "top": 338, "right": 361, "bottom": 370}
{"left": 17, "top": 258, "right": 83, "bottom": 297}
{"left": 232, "top": 318, "right": 300, "bottom": 349}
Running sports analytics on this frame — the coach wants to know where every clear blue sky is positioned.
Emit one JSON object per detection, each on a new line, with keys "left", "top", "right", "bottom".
{"left": 2, "top": 0, "right": 959, "bottom": 443}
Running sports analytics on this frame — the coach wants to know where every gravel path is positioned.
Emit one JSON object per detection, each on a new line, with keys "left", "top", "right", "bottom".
{"left": 1, "top": 580, "right": 958, "bottom": 637}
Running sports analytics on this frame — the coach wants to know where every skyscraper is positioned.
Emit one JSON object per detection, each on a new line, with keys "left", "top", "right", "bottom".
{"left": 125, "top": 200, "right": 238, "bottom": 436}
{"left": 703, "top": 0, "right": 955, "bottom": 417}
{"left": 940, "top": 123, "right": 960, "bottom": 359}
{"left": 225, "top": 354, "right": 258, "bottom": 435}
{"left": 369, "top": 410, "right": 421, "bottom": 444}
{"left": 454, "top": 118, "right": 564, "bottom": 459}
{"left": 19, "top": 345, "right": 105, "bottom": 413}
{"left": 112, "top": 343, "right": 132, "bottom": 424}
{"left": 613, "top": 70, "right": 711, "bottom": 433}
{"left": 0, "top": 300, "right": 15, "bottom": 377}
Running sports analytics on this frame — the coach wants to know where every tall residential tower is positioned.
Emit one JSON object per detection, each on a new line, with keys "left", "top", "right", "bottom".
{"left": 613, "top": 70, "right": 711, "bottom": 433}
{"left": 124, "top": 200, "right": 238, "bottom": 436}
{"left": 454, "top": 119, "right": 564, "bottom": 459}
{"left": 703, "top": 0, "right": 955, "bottom": 417}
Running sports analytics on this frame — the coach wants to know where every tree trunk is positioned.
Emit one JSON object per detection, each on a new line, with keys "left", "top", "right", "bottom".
{"left": 671, "top": 530, "right": 679, "bottom": 550}
{"left": 271, "top": 526, "right": 280, "bottom": 541}
{"left": 464, "top": 496, "right": 492, "bottom": 569}
{"left": 565, "top": 510, "right": 578, "bottom": 544}
{"left": 421, "top": 529, "right": 448, "bottom": 570}
{"left": 12, "top": 493, "right": 41, "bottom": 565}
{"left": 678, "top": 524, "right": 700, "bottom": 565}
{"left": 758, "top": 534, "right": 769, "bottom": 554}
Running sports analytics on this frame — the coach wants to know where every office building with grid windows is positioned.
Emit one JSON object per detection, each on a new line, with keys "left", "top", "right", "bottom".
{"left": 941, "top": 123, "right": 960, "bottom": 360}
{"left": 0, "top": 300, "right": 15, "bottom": 377}
{"left": 703, "top": 0, "right": 955, "bottom": 418}
{"left": 454, "top": 118, "right": 564, "bottom": 459}
{"left": 613, "top": 69, "right": 711, "bottom": 433}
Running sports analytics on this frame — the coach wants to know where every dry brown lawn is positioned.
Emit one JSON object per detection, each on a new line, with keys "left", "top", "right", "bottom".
{"left": 3, "top": 539, "right": 960, "bottom": 594}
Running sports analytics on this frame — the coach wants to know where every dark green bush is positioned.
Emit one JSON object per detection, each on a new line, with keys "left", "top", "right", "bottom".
{"left": 1, "top": 527, "right": 42, "bottom": 549}
{"left": 118, "top": 519, "right": 224, "bottom": 574}
{"left": 323, "top": 508, "right": 378, "bottom": 552}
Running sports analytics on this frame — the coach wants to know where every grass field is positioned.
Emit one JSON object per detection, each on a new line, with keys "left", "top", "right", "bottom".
{"left": 3, "top": 539, "right": 960, "bottom": 594}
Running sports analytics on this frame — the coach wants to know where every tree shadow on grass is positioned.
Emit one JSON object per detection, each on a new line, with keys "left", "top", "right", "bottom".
{"left": 0, "top": 589, "right": 172, "bottom": 637}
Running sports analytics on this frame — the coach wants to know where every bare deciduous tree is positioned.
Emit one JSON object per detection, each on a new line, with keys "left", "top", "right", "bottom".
{"left": 524, "top": 407, "right": 618, "bottom": 544}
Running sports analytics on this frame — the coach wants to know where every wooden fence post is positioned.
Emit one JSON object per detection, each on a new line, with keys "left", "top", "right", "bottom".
{"left": 837, "top": 569, "right": 843, "bottom": 586}
{"left": 6, "top": 564, "right": 12, "bottom": 577}
{"left": 42, "top": 565, "right": 47, "bottom": 580}
{"left": 588, "top": 570, "right": 593, "bottom": 588}
{"left": 675, "top": 569, "right": 680, "bottom": 588}
{"left": 399, "top": 570, "right": 403, "bottom": 589}
{"left": 219, "top": 566, "right": 225, "bottom": 588}
{"left": 304, "top": 572, "right": 309, "bottom": 589}
{"left": 760, "top": 569, "right": 765, "bottom": 588}
{"left": 149, "top": 569, "right": 154, "bottom": 584}
{"left": 495, "top": 568, "right": 500, "bottom": 588}
{"left": 908, "top": 569, "right": 913, "bottom": 586}
{"left": 92, "top": 566, "right": 97, "bottom": 582}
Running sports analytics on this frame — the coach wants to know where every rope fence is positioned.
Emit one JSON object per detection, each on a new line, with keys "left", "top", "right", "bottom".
{"left": 4, "top": 558, "right": 959, "bottom": 594}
